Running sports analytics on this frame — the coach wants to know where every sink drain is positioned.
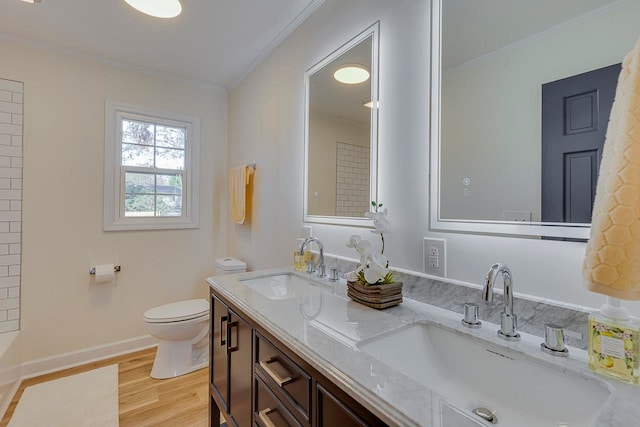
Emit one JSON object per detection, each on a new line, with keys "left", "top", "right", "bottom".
{"left": 472, "top": 407, "right": 498, "bottom": 424}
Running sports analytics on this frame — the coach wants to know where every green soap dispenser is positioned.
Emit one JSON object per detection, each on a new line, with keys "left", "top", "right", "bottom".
{"left": 588, "top": 297, "right": 640, "bottom": 384}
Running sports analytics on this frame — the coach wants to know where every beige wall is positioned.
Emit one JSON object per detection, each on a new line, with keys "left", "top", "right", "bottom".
{"left": 307, "top": 112, "right": 369, "bottom": 216}
{"left": 0, "top": 38, "right": 228, "bottom": 361}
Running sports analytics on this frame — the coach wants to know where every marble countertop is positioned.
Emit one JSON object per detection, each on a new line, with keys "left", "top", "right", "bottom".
{"left": 206, "top": 268, "right": 640, "bottom": 427}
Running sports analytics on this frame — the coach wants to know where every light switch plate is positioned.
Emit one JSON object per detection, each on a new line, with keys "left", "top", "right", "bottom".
{"left": 423, "top": 238, "right": 446, "bottom": 277}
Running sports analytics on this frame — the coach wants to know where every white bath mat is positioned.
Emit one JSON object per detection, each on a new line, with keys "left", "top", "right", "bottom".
{"left": 9, "top": 364, "right": 119, "bottom": 427}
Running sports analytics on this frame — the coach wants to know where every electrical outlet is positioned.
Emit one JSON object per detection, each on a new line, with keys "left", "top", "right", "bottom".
{"left": 423, "top": 238, "right": 446, "bottom": 277}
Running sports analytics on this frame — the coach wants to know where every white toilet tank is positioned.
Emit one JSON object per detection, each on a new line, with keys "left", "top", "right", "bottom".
{"left": 215, "top": 257, "right": 247, "bottom": 275}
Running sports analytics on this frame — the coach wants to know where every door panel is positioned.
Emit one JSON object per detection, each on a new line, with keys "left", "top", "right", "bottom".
{"left": 541, "top": 63, "right": 621, "bottom": 223}
{"left": 228, "top": 311, "right": 253, "bottom": 427}
{"left": 211, "top": 295, "right": 229, "bottom": 411}
{"left": 564, "top": 150, "right": 598, "bottom": 223}
{"left": 317, "top": 384, "right": 368, "bottom": 427}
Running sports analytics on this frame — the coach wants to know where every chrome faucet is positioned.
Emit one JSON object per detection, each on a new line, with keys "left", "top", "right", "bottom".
{"left": 482, "top": 263, "right": 520, "bottom": 341}
{"left": 299, "top": 237, "right": 326, "bottom": 278}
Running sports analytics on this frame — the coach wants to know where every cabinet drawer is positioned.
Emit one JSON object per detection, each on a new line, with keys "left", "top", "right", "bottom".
{"left": 255, "top": 375, "right": 301, "bottom": 427}
{"left": 255, "top": 333, "right": 311, "bottom": 420}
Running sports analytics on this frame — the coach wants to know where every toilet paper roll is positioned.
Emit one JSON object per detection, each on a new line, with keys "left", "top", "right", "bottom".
{"left": 94, "top": 264, "right": 115, "bottom": 283}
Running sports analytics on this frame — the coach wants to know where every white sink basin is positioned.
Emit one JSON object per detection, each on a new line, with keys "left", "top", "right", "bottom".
{"left": 240, "top": 274, "right": 321, "bottom": 300}
{"left": 359, "top": 322, "right": 612, "bottom": 427}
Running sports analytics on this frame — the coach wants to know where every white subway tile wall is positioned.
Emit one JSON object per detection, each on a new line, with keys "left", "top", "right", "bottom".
{"left": 336, "top": 142, "right": 370, "bottom": 217}
{"left": 0, "top": 78, "right": 22, "bottom": 333}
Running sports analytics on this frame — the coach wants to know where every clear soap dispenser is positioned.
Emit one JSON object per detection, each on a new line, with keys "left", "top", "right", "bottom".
{"left": 588, "top": 297, "right": 639, "bottom": 384}
{"left": 294, "top": 238, "right": 306, "bottom": 271}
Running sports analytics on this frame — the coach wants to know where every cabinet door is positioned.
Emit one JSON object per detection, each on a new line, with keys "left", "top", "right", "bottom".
{"left": 228, "top": 310, "right": 253, "bottom": 427}
{"left": 211, "top": 295, "right": 229, "bottom": 411}
{"left": 317, "top": 384, "right": 376, "bottom": 427}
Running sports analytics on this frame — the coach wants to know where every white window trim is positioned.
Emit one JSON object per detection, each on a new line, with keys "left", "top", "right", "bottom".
{"left": 104, "top": 102, "right": 200, "bottom": 231}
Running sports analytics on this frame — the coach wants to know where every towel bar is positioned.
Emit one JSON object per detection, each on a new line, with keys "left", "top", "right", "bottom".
{"left": 89, "top": 265, "right": 121, "bottom": 275}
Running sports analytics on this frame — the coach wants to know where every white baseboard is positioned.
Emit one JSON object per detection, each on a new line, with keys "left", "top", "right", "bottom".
{"left": 0, "top": 378, "right": 21, "bottom": 420}
{"left": 21, "top": 334, "right": 157, "bottom": 379}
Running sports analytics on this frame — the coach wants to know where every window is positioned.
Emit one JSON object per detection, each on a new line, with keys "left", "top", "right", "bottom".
{"left": 104, "top": 102, "right": 199, "bottom": 230}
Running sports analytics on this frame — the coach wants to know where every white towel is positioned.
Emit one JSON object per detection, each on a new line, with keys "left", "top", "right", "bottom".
{"left": 583, "top": 37, "right": 640, "bottom": 300}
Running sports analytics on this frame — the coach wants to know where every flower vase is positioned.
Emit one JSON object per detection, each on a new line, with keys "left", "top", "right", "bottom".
{"left": 346, "top": 280, "right": 403, "bottom": 309}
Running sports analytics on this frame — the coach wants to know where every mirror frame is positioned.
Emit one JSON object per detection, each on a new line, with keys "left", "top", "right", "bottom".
{"left": 303, "top": 22, "right": 380, "bottom": 227}
{"left": 428, "top": 0, "right": 590, "bottom": 239}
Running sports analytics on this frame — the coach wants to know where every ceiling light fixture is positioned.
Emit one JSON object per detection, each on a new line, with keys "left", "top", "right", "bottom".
{"left": 363, "top": 100, "right": 379, "bottom": 109}
{"left": 334, "top": 65, "right": 370, "bottom": 85}
{"left": 20, "top": 0, "right": 43, "bottom": 4}
{"left": 123, "top": 0, "right": 182, "bottom": 19}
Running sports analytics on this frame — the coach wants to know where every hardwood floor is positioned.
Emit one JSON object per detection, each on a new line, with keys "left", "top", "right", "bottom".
{"left": 0, "top": 347, "right": 216, "bottom": 427}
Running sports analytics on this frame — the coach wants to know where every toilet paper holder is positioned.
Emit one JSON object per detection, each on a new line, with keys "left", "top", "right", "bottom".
{"left": 89, "top": 265, "right": 121, "bottom": 275}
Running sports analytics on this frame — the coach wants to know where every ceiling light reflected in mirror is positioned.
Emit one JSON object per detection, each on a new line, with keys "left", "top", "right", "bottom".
{"left": 124, "top": 0, "right": 183, "bottom": 18}
{"left": 363, "top": 100, "right": 379, "bottom": 109}
{"left": 333, "top": 65, "right": 370, "bottom": 84}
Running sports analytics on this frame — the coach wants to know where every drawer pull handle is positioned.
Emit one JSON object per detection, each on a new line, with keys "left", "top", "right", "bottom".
{"left": 258, "top": 408, "right": 277, "bottom": 427}
{"left": 227, "top": 321, "right": 239, "bottom": 354}
{"left": 259, "top": 358, "right": 294, "bottom": 387}
{"left": 219, "top": 315, "right": 228, "bottom": 346}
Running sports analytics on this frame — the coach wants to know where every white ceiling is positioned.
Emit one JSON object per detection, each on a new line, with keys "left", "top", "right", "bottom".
{"left": 0, "top": 0, "right": 323, "bottom": 89}
{"left": 443, "top": 0, "right": 623, "bottom": 71}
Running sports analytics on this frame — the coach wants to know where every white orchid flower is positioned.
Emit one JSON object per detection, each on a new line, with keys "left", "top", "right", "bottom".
{"left": 364, "top": 265, "right": 389, "bottom": 284}
{"left": 346, "top": 235, "right": 362, "bottom": 248}
{"left": 345, "top": 202, "right": 394, "bottom": 286}
{"left": 355, "top": 239, "right": 372, "bottom": 255}
{"left": 370, "top": 253, "right": 389, "bottom": 269}
{"left": 359, "top": 253, "right": 369, "bottom": 271}
{"left": 345, "top": 271, "right": 358, "bottom": 282}
{"left": 365, "top": 208, "right": 391, "bottom": 234}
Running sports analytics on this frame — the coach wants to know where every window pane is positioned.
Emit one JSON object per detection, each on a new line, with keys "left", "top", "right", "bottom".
{"left": 125, "top": 172, "right": 155, "bottom": 194}
{"left": 156, "top": 125, "right": 186, "bottom": 149}
{"left": 156, "top": 147, "right": 185, "bottom": 170}
{"left": 156, "top": 174, "right": 182, "bottom": 195}
{"left": 122, "top": 143, "right": 154, "bottom": 167}
{"left": 125, "top": 194, "right": 154, "bottom": 217}
{"left": 156, "top": 195, "right": 182, "bottom": 217}
{"left": 122, "top": 120, "right": 154, "bottom": 145}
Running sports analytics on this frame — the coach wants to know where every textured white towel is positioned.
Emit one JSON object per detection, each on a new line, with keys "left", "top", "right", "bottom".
{"left": 583, "top": 37, "right": 640, "bottom": 300}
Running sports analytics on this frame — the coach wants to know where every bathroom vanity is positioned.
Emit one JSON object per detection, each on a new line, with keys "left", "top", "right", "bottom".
{"left": 207, "top": 269, "right": 640, "bottom": 427}
{"left": 209, "top": 289, "right": 385, "bottom": 427}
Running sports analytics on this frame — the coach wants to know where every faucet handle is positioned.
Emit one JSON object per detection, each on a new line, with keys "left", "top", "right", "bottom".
{"left": 541, "top": 323, "right": 583, "bottom": 357}
{"left": 306, "top": 262, "right": 315, "bottom": 274}
{"left": 317, "top": 263, "right": 326, "bottom": 278}
{"left": 462, "top": 303, "right": 482, "bottom": 328}
{"left": 328, "top": 267, "right": 340, "bottom": 281}
{"left": 454, "top": 302, "right": 482, "bottom": 328}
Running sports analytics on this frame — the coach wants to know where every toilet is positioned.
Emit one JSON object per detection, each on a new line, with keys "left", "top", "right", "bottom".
{"left": 144, "top": 257, "right": 247, "bottom": 379}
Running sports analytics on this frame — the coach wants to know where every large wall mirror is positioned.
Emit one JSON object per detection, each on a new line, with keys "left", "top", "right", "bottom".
{"left": 430, "top": 0, "right": 640, "bottom": 238}
{"left": 304, "top": 22, "right": 379, "bottom": 226}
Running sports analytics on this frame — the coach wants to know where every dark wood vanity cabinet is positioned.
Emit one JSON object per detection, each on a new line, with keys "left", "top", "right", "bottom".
{"left": 210, "top": 290, "right": 387, "bottom": 427}
{"left": 210, "top": 294, "right": 253, "bottom": 427}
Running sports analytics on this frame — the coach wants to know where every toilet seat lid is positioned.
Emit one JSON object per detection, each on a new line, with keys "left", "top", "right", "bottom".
{"left": 144, "top": 299, "right": 209, "bottom": 323}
